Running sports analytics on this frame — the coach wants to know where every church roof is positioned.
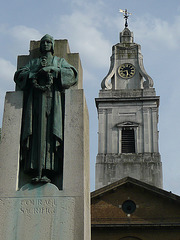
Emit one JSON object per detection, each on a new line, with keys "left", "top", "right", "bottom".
{"left": 91, "top": 177, "right": 180, "bottom": 203}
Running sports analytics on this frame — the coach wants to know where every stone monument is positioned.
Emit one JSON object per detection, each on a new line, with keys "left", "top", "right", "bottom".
{"left": 0, "top": 35, "right": 90, "bottom": 240}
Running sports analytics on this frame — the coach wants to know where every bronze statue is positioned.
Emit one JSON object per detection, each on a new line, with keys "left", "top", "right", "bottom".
{"left": 14, "top": 34, "right": 78, "bottom": 184}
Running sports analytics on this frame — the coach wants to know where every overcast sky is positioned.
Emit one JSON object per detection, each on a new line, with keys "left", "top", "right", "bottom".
{"left": 1, "top": 0, "right": 180, "bottom": 195}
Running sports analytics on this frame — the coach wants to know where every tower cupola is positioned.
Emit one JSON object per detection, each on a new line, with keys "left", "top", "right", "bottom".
{"left": 120, "top": 27, "right": 134, "bottom": 43}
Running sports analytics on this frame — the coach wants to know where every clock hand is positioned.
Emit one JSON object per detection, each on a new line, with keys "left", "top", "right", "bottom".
{"left": 126, "top": 70, "right": 129, "bottom": 77}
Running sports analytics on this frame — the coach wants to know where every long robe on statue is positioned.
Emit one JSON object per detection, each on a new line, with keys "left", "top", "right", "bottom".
{"left": 14, "top": 56, "right": 78, "bottom": 178}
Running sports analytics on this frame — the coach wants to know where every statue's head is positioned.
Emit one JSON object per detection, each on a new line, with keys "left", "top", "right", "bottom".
{"left": 40, "top": 34, "right": 54, "bottom": 54}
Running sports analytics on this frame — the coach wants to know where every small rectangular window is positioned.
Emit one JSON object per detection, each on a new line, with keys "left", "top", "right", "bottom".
{"left": 122, "top": 128, "right": 135, "bottom": 153}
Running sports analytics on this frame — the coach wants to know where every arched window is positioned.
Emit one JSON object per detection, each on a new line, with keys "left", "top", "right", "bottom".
{"left": 116, "top": 121, "right": 139, "bottom": 154}
{"left": 120, "top": 237, "right": 142, "bottom": 240}
{"left": 122, "top": 128, "right": 135, "bottom": 153}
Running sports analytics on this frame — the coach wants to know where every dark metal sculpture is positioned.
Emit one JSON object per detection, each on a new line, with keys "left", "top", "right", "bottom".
{"left": 14, "top": 34, "right": 78, "bottom": 184}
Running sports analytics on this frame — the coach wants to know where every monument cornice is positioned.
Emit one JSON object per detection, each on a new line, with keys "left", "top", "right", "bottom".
{"left": 95, "top": 96, "right": 160, "bottom": 108}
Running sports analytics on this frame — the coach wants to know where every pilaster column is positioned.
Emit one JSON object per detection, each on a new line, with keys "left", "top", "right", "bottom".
{"left": 106, "top": 109, "right": 112, "bottom": 153}
{"left": 143, "top": 107, "right": 151, "bottom": 152}
{"left": 151, "top": 107, "right": 158, "bottom": 152}
{"left": 118, "top": 128, "right": 122, "bottom": 153}
{"left": 98, "top": 109, "right": 107, "bottom": 154}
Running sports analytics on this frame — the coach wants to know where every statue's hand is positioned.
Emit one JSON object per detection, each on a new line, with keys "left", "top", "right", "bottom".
{"left": 38, "top": 66, "right": 60, "bottom": 77}
{"left": 49, "top": 66, "right": 60, "bottom": 75}
{"left": 37, "top": 66, "right": 60, "bottom": 81}
{"left": 41, "top": 66, "right": 59, "bottom": 73}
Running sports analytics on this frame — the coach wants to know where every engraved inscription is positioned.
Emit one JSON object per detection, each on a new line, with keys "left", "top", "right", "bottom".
{"left": 20, "top": 198, "right": 56, "bottom": 214}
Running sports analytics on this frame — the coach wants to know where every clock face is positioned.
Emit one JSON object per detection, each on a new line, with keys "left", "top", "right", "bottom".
{"left": 118, "top": 63, "right": 136, "bottom": 79}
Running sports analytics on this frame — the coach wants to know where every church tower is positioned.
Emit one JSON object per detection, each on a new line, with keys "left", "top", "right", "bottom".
{"left": 95, "top": 12, "right": 162, "bottom": 190}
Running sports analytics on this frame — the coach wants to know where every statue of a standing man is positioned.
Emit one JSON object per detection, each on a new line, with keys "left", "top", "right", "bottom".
{"left": 14, "top": 34, "right": 78, "bottom": 184}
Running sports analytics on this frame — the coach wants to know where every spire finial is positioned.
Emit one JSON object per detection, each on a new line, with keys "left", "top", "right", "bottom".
{"left": 119, "top": 9, "right": 132, "bottom": 28}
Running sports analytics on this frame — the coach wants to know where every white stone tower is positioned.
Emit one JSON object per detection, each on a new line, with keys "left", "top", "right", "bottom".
{"left": 95, "top": 24, "right": 162, "bottom": 190}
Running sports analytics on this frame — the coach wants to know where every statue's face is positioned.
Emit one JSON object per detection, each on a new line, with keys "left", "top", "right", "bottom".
{"left": 40, "top": 39, "right": 53, "bottom": 53}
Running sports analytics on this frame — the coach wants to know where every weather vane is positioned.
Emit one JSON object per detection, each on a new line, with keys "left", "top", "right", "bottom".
{"left": 119, "top": 9, "right": 132, "bottom": 28}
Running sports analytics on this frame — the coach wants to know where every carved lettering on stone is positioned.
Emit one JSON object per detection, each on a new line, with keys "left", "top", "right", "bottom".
{"left": 20, "top": 198, "right": 57, "bottom": 215}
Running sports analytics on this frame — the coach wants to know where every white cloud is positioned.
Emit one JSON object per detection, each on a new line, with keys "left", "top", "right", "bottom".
{"left": 53, "top": 11, "right": 111, "bottom": 70}
{"left": 10, "top": 25, "right": 42, "bottom": 42}
{"left": 0, "top": 24, "right": 42, "bottom": 44}
{"left": 132, "top": 14, "right": 180, "bottom": 50}
{"left": 0, "top": 25, "right": 42, "bottom": 60}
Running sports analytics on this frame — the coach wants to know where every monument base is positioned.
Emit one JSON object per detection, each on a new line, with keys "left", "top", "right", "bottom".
{"left": 0, "top": 184, "right": 76, "bottom": 239}
{"left": 0, "top": 90, "right": 90, "bottom": 240}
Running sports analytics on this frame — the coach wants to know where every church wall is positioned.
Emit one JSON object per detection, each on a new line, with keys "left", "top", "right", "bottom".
{"left": 91, "top": 183, "right": 180, "bottom": 239}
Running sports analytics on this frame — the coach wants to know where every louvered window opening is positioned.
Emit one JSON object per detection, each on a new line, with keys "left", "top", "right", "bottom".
{"left": 122, "top": 128, "right": 135, "bottom": 153}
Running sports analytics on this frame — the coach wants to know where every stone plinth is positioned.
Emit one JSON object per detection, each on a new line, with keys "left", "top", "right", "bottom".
{"left": 0, "top": 89, "right": 90, "bottom": 240}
